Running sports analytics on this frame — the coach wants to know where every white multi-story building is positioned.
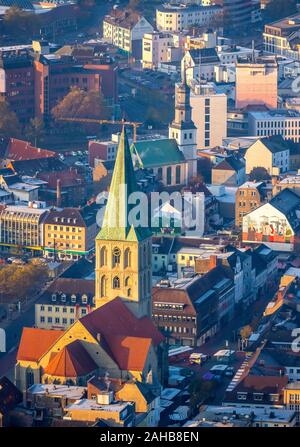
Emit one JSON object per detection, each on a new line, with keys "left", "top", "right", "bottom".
{"left": 156, "top": 3, "right": 222, "bottom": 32}
{"left": 263, "top": 14, "right": 300, "bottom": 61}
{"left": 190, "top": 83, "right": 227, "bottom": 149}
{"left": 142, "top": 32, "right": 175, "bottom": 69}
{"left": 248, "top": 109, "right": 300, "bottom": 143}
{"left": 103, "top": 9, "right": 153, "bottom": 57}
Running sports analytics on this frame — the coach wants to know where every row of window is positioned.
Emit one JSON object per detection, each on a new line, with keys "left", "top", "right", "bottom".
{"left": 40, "top": 316, "right": 76, "bottom": 324}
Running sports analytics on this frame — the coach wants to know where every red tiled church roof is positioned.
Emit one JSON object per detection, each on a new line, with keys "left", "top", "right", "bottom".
{"left": 44, "top": 340, "right": 97, "bottom": 377}
{"left": 17, "top": 328, "right": 64, "bottom": 362}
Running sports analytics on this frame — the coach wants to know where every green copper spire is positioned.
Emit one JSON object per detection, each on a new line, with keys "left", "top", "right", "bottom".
{"left": 97, "top": 126, "right": 151, "bottom": 241}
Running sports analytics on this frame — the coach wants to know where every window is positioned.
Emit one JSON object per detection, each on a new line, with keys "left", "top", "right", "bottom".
{"left": 124, "top": 248, "right": 131, "bottom": 268}
{"left": 113, "top": 276, "right": 120, "bottom": 289}
{"left": 112, "top": 247, "right": 121, "bottom": 267}
{"left": 175, "top": 165, "right": 181, "bottom": 184}
{"left": 100, "top": 246, "right": 107, "bottom": 267}
{"left": 62, "top": 318, "right": 67, "bottom": 324}
{"left": 100, "top": 275, "right": 107, "bottom": 297}
{"left": 55, "top": 317, "right": 60, "bottom": 324}
{"left": 166, "top": 166, "right": 172, "bottom": 185}
{"left": 40, "top": 316, "right": 45, "bottom": 323}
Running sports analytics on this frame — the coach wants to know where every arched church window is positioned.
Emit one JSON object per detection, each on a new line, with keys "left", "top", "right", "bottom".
{"left": 113, "top": 276, "right": 120, "bottom": 289}
{"left": 166, "top": 166, "right": 172, "bottom": 185}
{"left": 176, "top": 165, "right": 181, "bottom": 184}
{"left": 125, "top": 276, "right": 131, "bottom": 287}
{"left": 99, "top": 246, "right": 107, "bottom": 267}
{"left": 100, "top": 276, "right": 107, "bottom": 297}
{"left": 127, "top": 288, "right": 131, "bottom": 297}
{"left": 124, "top": 248, "right": 131, "bottom": 268}
{"left": 112, "top": 247, "right": 121, "bottom": 267}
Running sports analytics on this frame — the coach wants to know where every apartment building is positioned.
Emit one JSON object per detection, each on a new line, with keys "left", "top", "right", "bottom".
{"left": 263, "top": 14, "right": 300, "bottom": 61}
{"left": 221, "top": 0, "right": 254, "bottom": 35}
{"left": 35, "top": 278, "right": 95, "bottom": 330}
{"left": 244, "top": 135, "right": 290, "bottom": 175}
{"left": 190, "top": 82, "right": 227, "bottom": 149}
{"left": 236, "top": 56, "right": 278, "bottom": 110}
{"left": 248, "top": 109, "right": 300, "bottom": 143}
{"left": 156, "top": 4, "right": 221, "bottom": 32}
{"left": 43, "top": 205, "right": 98, "bottom": 260}
{"left": 235, "top": 181, "right": 267, "bottom": 228}
{"left": 0, "top": 203, "right": 48, "bottom": 253}
{"left": 142, "top": 32, "right": 174, "bottom": 69}
{"left": 103, "top": 9, "right": 153, "bottom": 57}
{"left": 0, "top": 47, "right": 35, "bottom": 123}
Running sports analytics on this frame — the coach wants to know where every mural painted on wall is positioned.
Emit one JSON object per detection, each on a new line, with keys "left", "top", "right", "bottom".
{"left": 243, "top": 215, "right": 294, "bottom": 244}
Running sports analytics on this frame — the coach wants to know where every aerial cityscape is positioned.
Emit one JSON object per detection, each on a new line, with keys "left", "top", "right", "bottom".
{"left": 0, "top": 0, "right": 300, "bottom": 433}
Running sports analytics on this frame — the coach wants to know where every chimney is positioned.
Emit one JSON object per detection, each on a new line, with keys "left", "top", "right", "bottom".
{"left": 56, "top": 179, "right": 61, "bottom": 208}
{"left": 209, "top": 255, "right": 218, "bottom": 270}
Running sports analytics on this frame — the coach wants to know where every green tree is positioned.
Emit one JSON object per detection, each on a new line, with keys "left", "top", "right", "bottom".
{"left": 25, "top": 117, "right": 45, "bottom": 146}
{"left": 249, "top": 167, "right": 271, "bottom": 182}
{"left": 0, "top": 101, "right": 21, "bottom": 139}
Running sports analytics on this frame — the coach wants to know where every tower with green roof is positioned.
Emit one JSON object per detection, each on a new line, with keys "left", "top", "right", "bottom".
{"left": 95, "top": 127, "right": 152, "bottom": 318}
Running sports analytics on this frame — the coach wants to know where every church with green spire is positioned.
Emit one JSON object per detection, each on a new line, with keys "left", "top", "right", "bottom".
{"left": 95, "top": 127, "right": 152, "bottom": 319}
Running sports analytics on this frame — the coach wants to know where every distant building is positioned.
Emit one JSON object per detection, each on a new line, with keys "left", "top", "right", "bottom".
{"left": 103, "top": 9, "right": 153, "bottom": 58}
{"left": 212, "top": 156, "right": 246, "bottom": 187}
{"left": 43, "top": 205, "right": 98, "bottom": 261}
{"left": 264, "top": 14, "right": 300, "bottom": 61}
{"left": 221, "top": 0, "right": 254, "bottom": 35}
{"left": 248, "top": 109, "right": 300, "bottom": 143}
{"left": 244, "top": 135, "right": 290, "bottom": 175}
{"left": 35, "top": 278, "right": 95, "bottom": 330}
{"left": 242, "top": 188, "right": 300, "bottom": 252}
{"left": 88, "top": 134, "right": 120, "bottom": 167}
{"left": 0, "top": 203, "right": 48, "bottom": 254}
{"left": 190, "top": 82, "right": 227, "bottom": 149}
{"left": 182, "top": 48, "right": 220, "bottom": 84}
{"left": 131, "top": 138, "right": 188, "bottom": 187}
{"left": 235, "top": 181, "right": 268, "bottom": 228}
{"left": 156, "top": 4, "right": 222, "bottom": 32}
{"left": 142, "top": 32, "right": 174, "bottom": 69}
{"left": 235, "top": 56, "right": 278, "bottom": 110}
{"left": 0, "top": 377, "right": 22, "bottom": 427}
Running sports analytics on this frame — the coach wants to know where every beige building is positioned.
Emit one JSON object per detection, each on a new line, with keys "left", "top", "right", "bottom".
{"left": 235, "top": 181, "right": 267, "bottom": 228}
{"left": 156, "top": 4, "right": 221, "bottom": 32}
{"left": 190, "top": 83, "right": 227, "bottom": 149}
{"left": 236, "top": 56, "right": 278, "bottom": 110}
{"left": 142, "top": 32, "right": 174, "bottom": 69}
{"left": 244, "top": 135, "right": 290, "bottom": 175}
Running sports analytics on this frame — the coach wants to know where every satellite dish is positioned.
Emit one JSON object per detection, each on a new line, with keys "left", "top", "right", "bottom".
{"left": 0, "top": 328, "right": 6, "bottom": 353}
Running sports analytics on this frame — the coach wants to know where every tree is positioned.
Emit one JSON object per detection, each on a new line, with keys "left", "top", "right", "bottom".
{"left": 52, "top": 87, "right": 110, "bottom": 122}
{"left": 240, "top": 325, "right": 252, "bottom": 340}
{"left": 3, "top": 6, "right": 40, "bottom": 38}
{"left": 25, "top": 117, "right": 45, "bottom": 146}
{"left": 249, "top": 167, "right": 271, "bottom": 182}
{"left": 265, "top": 0, "right": 297, "bottom": 21}
{"left": 189, "top": 377, "right": 216, "bottom": 414}
{"left": 0, "top": 263, "right": 48, "bottom": 303}
{"left": 0, "top": 101, "right": 21, "bottom": 139}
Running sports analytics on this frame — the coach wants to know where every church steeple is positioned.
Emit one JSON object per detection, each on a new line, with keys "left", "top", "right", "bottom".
{"left": 95, "top": 126, "right": 152, "bottom": 318}
{"left": 97, "top": 126, "right": 151, "bottom": 242}
{"left": 169, "top": 63, "right": 198, "bottom": 179}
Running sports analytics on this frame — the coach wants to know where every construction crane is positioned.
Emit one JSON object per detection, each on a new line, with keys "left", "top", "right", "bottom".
{"left": 58, "top": 118, "right": 143, "bottom": 143}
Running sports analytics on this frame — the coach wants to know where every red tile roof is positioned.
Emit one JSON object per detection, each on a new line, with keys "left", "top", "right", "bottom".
{"left": 17, "top": 328, "right": 64, "bottom": 362}
{"left": 7, "top": 139, "right": 56, "bottom": 161}
{"left": 80, "top": 297, "right": 164, "bottom": 346}
{"left": 39, "top": 170, "right": 84, "bottom": 188}
{"left": 102, "top": 335, "right": 152, "bottom": 371}
{"left": 44, "top": 340, "right": 97, "bottom": 377}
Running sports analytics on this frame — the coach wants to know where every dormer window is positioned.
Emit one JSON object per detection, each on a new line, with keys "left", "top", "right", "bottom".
{"left": 237, "top": 392, "right": 247, "bottom": 400}
{"left": 71, "top": 294, "right": 76, "bottom": 303}
{"left": 254, "top": 393, "right": 263, "bottom": 401}
{"left": 61, "top": 293, "right": 66, "bottom": 303}
{"left": 51, "top": 293, "right": 57, "bottom": 302}
{"left": 82, "top": 294, "right": 88, "bottom": 304}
